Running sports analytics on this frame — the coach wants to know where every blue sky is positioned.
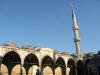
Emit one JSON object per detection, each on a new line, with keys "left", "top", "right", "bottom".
{"left": 0, "top": 0, "right": 100, "bottom": 54}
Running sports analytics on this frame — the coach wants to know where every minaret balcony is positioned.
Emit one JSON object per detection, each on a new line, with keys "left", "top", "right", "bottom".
{"left": 74, "top": 37, "right": 80, "bottom": 42}
{"left": 73, "top": 27, "right": 79, "bottom": 30}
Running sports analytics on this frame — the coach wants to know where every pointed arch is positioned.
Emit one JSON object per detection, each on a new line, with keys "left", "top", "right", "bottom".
{"left": 23, "top": 53, "right": 39, "bottom": 75}
{"left": 2, "top": 51, "right": 21, "bottom": 75}
{"left": 67, "top": 59, "right": 76, "bottom": 75}
{"left": 41, "top": 55, "right": 54, "bottom": 75}
{"left": 3, "top": 50, "right": 21, "bottom": 59}
{"left": 55, "top": 57, "right": 66, "bottom": 75}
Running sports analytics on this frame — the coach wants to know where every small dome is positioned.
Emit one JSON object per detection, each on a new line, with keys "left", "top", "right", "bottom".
{"left": 22, "top": 45, "right": 33, "bottom": 49}
{"left": 98, "top": 51, "right": 100, "bottom": 55}
{"left": 33, "top": 46, "right": 40, "bottom": 51}
{"left": 3, "top": 41, "right": 18, "bottom": 48}
{"left": 61, "top": 51, "right": 69, "bottom": 55}
{"left": 33, "top": 46, "right": 40, "bottom": 49}
{"left": 87, "top": 52, "right": 96, "bottom": 56}
{"left": 71, "top": 53, "right": 78, "bottom": 57}
{"left": 54, "top": 50, "right": 59, "bottom": 54}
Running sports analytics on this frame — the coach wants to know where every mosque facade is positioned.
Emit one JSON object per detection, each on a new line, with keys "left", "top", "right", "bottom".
{"left": 0, "top": 43, "right": 78, "bottom": 75}
{"left": 0, "top": 8, "right": 99, "bottom": 75}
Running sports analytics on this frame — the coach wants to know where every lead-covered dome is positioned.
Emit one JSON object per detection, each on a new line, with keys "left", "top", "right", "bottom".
{"left": 61, "top": 51, "right": 69, "bottom": 55}
{"left": 98, "top": 51, "right": 100, "bottom": 55}
{"left": 33, "top": 46, "right": 40, "bottom": 51}
{"left": 33, "top": 46, "right": 40, "bottom": 49}
{"left": 87, "top": 52, "right": 96, "bottom": 56}
{"left": 2, "top": 41, "right": 18, "bottom": 48}
{"left": 21, "top": 45, "right": 33, "bottom": 49}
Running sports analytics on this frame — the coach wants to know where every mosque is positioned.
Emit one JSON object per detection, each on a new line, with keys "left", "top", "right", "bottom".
{"left": 0, "top": 8, "right": 99, "bottom": 75}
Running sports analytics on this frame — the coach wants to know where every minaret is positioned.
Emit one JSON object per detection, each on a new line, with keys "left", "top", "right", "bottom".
{"left": 72, "top": 8, "right": 81, "bottom": 55}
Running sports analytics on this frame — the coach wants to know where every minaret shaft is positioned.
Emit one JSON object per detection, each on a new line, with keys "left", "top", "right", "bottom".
{"left": 72, "top": 8, "right": 81, "bottom": 55}
{"left": 75, "top": 40, "right": 81, "bottom": 55}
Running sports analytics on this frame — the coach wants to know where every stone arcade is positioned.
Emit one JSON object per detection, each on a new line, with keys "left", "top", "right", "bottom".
{"left": 0, "top": 42, "right": 79, "bottom": 75}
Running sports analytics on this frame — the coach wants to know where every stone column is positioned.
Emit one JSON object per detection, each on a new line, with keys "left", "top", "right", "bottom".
{"left": 39, "top": 65, "right": 41, "bottom": 75}
{"left": 53, "top": 67, "right": 55, "bottom": 75}
{"left": 32, "top": 69, "right": 37, "bottom": 75}
{"left": 41, "top": 65, "right": 43, "bottom": 75}
{"left": 20, "top": 64, "right": 23, "bottom": 75}
{"left": 0, "top": 57, "right": 3, "bottom": 75}
{"left": 53, "top": 50, "right": 56, "bottom": 75}
{"left": 66, "top": 67, "right": 70, "bottom": 75}
{"left": 76, "top": 64, "right": 77, "bottom": 75}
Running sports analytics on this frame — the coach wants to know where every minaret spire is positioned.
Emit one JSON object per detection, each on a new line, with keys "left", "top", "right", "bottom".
{"left": 72, "top": 7, "right": 81, "bottom": 55}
